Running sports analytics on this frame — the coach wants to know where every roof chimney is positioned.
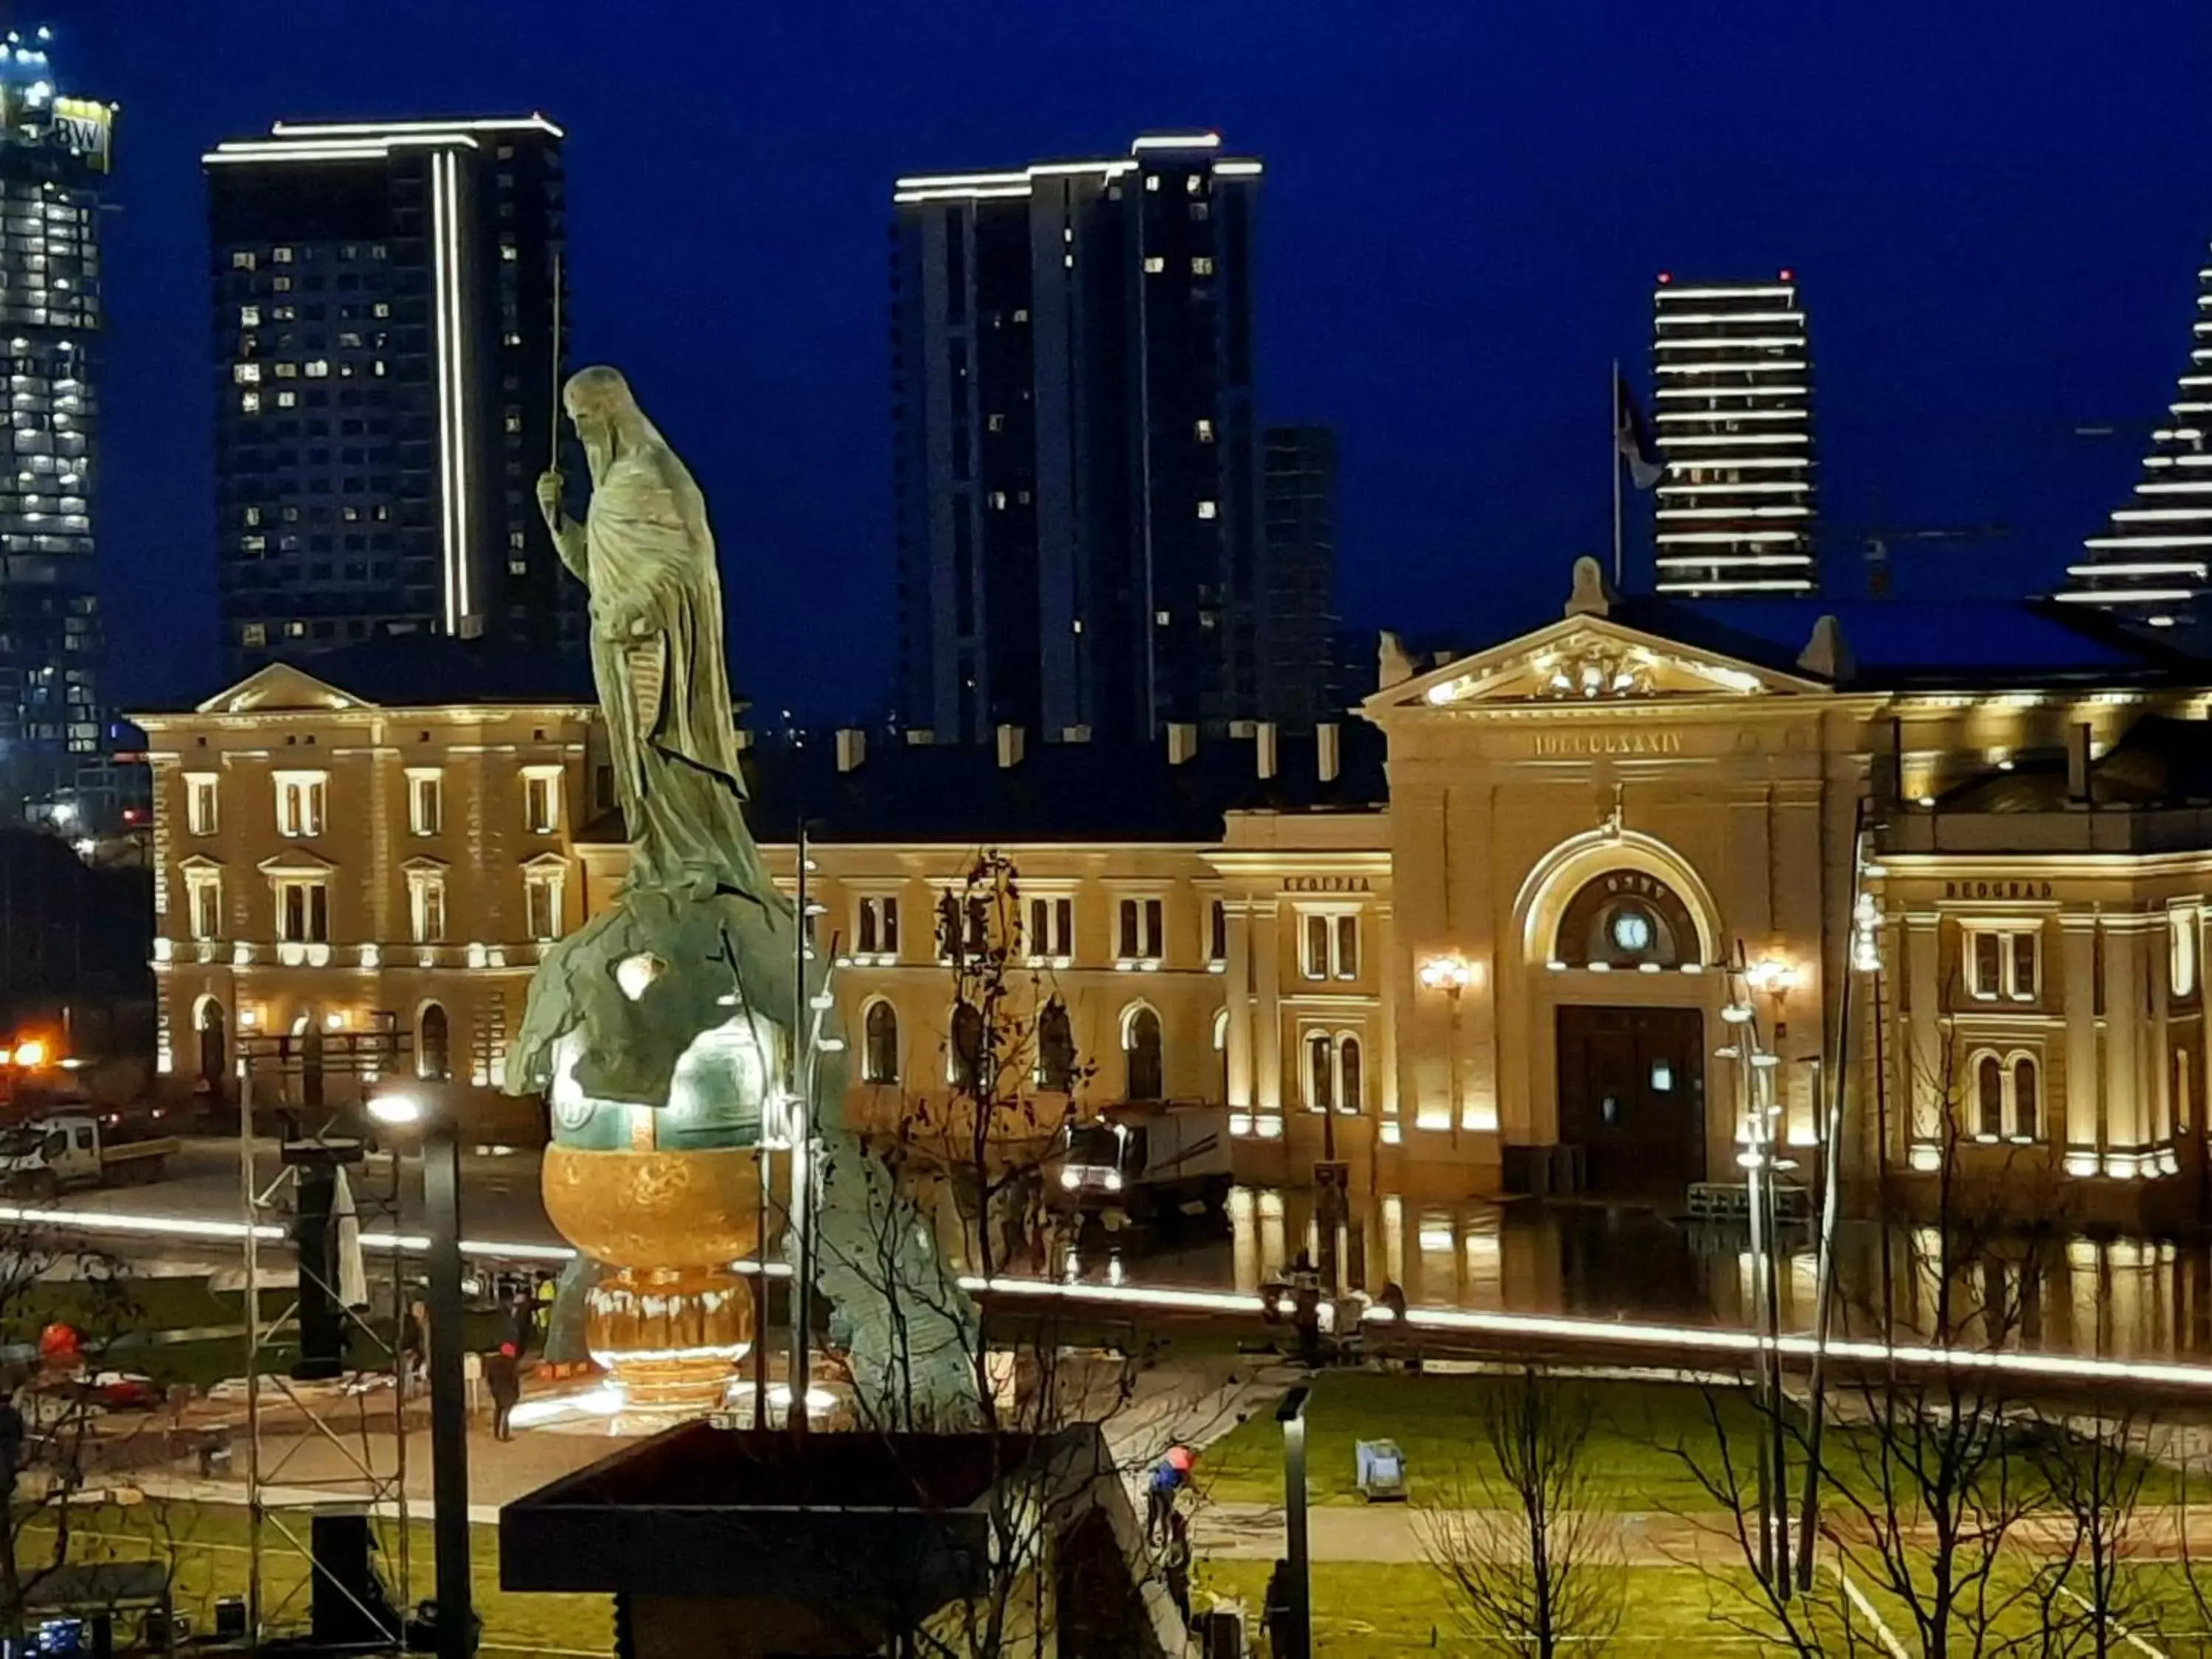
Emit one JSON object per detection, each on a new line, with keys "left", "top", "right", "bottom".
{"left": 835, "top": 728, "right": 867, "bottom": 773}
{"left": 996, "top": 724, "right": 1026, "bottom": 769}
{"left": 1166, "top": 723, "right": 1198, "bottom": 765}
{"left": 2067, "top": 721, "right": 2093, "bottom": 804}
{"left": 1253, "top": 721, "right": 1279, "bottom": 779}
{"left": 1316, "top": 722, "right": 1341, "bottom": 783}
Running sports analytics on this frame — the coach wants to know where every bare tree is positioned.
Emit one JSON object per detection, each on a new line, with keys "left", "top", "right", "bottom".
{"left": 1419, "top": 1366, "right": 1623, "bottom": 1658}
{"left": 809, "top": 850, "right": 1189, "bottom": 1658}
{"left": 2017, "top": 1396, "right": 2158, "bottom": 1659}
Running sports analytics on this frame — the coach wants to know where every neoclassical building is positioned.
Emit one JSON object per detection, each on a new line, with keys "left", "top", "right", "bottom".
{"left": 139, "top": 563, "right": 2212, "bottom": 1225}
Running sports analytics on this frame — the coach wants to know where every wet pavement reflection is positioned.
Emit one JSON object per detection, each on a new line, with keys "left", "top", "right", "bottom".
{"left": 1040, "top": 1189, "right": 2212, "bottom": 1362}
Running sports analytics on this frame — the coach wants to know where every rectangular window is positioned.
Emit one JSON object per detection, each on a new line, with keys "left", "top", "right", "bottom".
{"left": 274, "top": 772, "right": 326, "bottom": 838}
{"left": 1335, "top": 914, "right": 1360, "bottom": 981}
{"left": 187, "top": 875, "right": 222, "bottom": 942}
{"left": 857, "top": 894, "right": 900, "bottom": 958}
{"left": 409, "top": 873, "right": 447, "bottom": 944}
{"left": 523, "top": 769, "right": 560, "bottom": 835}
{"left": 408, "top": 770, "right": 442, "bottom": 836}
{"left": 1208, "top": 899, "right": 1228, "bottom": 965}
{"left": 1191, "top": 256, "right": 1214, "bottom": 276}
{"left": 1301, "top": 911, "right": 1360, "bottom": 980}
{"left": 1303, "top": 914, "right": 1331, "bottom": 981}
{"left": 1965, "top": 925, "right": 2037, "bottom": 1002}
{"left": 276, "top": 879, "right": 330, "bottom": 944}
{"left": 1117, "top": 897, "right": 1164, "bottom": 961}
{"left": 525, "top": 870, "right": 563, "bottom": 942}
{"left": 184, "top": 774, "right": 218, "bottom": 837}
{"left": 1028, "top": 896, "right": 1074, "bottom": 960}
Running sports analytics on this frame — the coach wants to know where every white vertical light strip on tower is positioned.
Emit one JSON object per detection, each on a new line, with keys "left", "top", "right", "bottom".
{"left": 430, "top": 150, "right": 470, "bottom": 635}
{"left": 444, "top": 150, "right": 473, "bottom": 630}
{"left": 1649, "top": 278, "right": 1816, "bottom": 597}
{"left": 2059, "top": 238, "right": 2212, "bottom": 628}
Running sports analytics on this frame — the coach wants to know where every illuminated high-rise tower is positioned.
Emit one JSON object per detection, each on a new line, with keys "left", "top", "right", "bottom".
{"left": 204, "top": 115, "right": 583, "bottom": 676}
{"left": 0, "top": 27, "right": 112, "bottom": 824}
{"left": 1649, "top": 274, "right": 1818, "bottom": 596}
{"left": 2059, "top": 240, "right": 2212, "bottom": 636}
{"left": 891, "top": 132, "right": 1271, "bottom": 742}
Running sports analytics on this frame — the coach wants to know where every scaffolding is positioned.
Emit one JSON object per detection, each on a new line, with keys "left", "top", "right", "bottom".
{"left": 236, "top": 1020, "right": 415, "bottom": 1652}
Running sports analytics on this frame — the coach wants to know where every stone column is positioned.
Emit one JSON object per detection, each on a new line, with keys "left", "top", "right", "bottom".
{"left": 1224, "top": 899, "right": 1253, "bottom": 1110}
{"left": 2061, "top": 916, "right": 2100, "bottom": 1163}
{"left": 2150, "top": 914, "right": 2173, "bottom": 1149}
{"left": 1373, "top": 898, "right": 1401, "bottom": 1134}
{"left": 1905, "top": 912, "right": 1943, "bottom": 1147}
{"left": 2103, "top": 913, "right": 2142, "bottom": 1161}
{"left": 1253, "top": 899, "right": 1282, "bottom": 1116}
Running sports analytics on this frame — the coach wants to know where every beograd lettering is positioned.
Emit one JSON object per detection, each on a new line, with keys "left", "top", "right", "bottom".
{"left": 1528, "top": 730, "right": 1685, "bottom": 757}
{"left": 1283, "top": 875, "right": 1371, "bottom": 894}
{"left": 1943, "top": 879, "right": 2056, "bottom": 900}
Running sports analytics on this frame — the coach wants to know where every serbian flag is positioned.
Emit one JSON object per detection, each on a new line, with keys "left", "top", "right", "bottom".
{"left": 1614, "top": 369, "right": 1665, "bottom": 489}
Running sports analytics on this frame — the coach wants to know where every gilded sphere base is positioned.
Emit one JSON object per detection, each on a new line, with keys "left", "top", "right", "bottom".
{"left": 542, "top": 1142, "right": 769, "bottom": 1411}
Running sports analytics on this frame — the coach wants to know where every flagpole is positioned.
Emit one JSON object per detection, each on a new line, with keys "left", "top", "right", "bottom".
{"left": 1611, "top": 358, "right": 1624, "bottom": 590}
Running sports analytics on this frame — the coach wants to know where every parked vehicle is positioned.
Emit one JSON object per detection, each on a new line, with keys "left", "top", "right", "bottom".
{"left": 0, "top": 1112, "right": 178, "bottom": 1196}
{"left": 1046, "top": 1104, "right": 1233, "bottom": 1217}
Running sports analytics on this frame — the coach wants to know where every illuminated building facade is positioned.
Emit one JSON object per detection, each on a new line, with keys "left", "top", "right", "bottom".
{"left": 1649, "top": 274, "right": 1818, "bottom": 596}
{"left": 204, "top": 115, "right": 582, "bottom": 678}
{"left": 2059, "top": 235, "right": 2212, "bottom": 636}
{"left": 0, "top": 29, "right": 112, "bottom": 824}
{"left": 143, "top": 561, "right": 2212, "bottom": 1231}
{"left": 891, "top": 132, "right": 1272, "bottom": 742}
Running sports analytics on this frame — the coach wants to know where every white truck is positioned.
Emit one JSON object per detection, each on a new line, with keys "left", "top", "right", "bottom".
{"left": 1048, "top": 1104, "right": 1234, "bottom": 1218}
{"left": 0, "top": 1113, "right": 178, "bottom": 1196}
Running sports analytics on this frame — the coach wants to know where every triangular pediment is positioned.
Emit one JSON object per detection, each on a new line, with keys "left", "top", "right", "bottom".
{"left": 198, "top": 662, "right": 372, "bottom": 717}
{"left": 258, "top": 848, "right": 337, "bottom": 876}
{"left": 1369, "top": 616, "right": 1828, "bottom": 714}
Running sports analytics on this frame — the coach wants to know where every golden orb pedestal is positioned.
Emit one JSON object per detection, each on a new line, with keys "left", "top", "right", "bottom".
{"left": 541, "top": 1143, "right": 768, "bottom": 1411}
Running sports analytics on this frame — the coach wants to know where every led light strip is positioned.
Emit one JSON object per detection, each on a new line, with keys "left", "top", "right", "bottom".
{"left": 431, "top": 151, "right": 470, "bottom": 635}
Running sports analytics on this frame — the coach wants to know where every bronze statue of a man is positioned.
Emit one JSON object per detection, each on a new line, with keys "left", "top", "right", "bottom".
{"left": 536, "top": 365, "right": 770, "bottom": 904}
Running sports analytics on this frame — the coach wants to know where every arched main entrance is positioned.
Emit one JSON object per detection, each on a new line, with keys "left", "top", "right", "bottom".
{"left": 1517, "top": 840, "right": 1720, "bottom": 1202}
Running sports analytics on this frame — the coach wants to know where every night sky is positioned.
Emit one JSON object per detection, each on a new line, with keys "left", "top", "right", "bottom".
{"left": 69, "top": 0, "right": 2212, "bottom": 720}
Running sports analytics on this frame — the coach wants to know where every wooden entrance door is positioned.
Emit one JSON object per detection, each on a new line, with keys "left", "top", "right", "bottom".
{"left": 1555, "top": 1005, "right": 1706, "bottom": 1200}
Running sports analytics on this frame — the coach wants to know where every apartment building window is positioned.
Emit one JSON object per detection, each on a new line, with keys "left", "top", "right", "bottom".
{"left": 274, "top": 771, "right": 327, "bottom": 838}
{"left": 408, "top": 769, "right": 443, "bottom": 836}
{"left": 408, "top": 867, "right": 448, "bottom": 944}
{"left": 1028, "top": 895, "right": 1074, "bottom": 961}
{"left": 1972, "top": 1049, "right": 2040, "bottom": 1141}
{"left": 1965, "top": 925, "right": 2037, "bottom": 1002}
{"left": 936, "top": 891, "right": 989, "bottom": 966}
{"left": 856, "top": 894, "right": 900, "bottom": 959}
{"left": 184, "top": 773, "right": 218, "bottom": 837}
{"left": 524, "top": 862, "right": 566, "bottom": 942}
{"left": 522, "top": 767, "right": 561, "bottom": 835}
{"left": 184, "top": 867, "right": 223, "bottom": 942}
{"left": 1116, "top": 897, "right": 1164, "bottom": 964}
{"left": 1301, "top": 911, "right": 1360, "bottom": 981}
{"left": 1035, "top": 998, "right": 1077, "bottom": 1092}
{"left": 275, "top": 877, "right": 330, "bottom": 945}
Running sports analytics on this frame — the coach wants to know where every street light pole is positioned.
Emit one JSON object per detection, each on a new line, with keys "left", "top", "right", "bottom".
{"left": 1276, "top": 1385, "right": 1312, "bottom": 1659}
{"left": 423, "top": 1116, "right": 473, "bottom": 1659}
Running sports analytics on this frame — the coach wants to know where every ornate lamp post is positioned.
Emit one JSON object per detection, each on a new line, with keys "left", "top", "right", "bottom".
{"left": 1419, "top": 953, "right": 1474, "bottom": 1145}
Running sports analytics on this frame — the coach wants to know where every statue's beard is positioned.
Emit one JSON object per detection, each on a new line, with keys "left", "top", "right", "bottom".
{"left": 582, "top": 434, "right": 613, "bottom": 483}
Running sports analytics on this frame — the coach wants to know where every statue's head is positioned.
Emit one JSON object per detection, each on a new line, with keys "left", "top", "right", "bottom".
{"left": 563, "top": 365, "right": 637, "bottom": 464}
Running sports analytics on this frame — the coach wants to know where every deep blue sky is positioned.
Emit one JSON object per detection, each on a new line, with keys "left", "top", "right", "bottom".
{"left": 70, "top": 0, "right": 2212, "bottom": 717}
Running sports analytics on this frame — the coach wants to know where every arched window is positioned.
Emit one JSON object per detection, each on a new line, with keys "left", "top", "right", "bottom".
{"left": 417, "top": 1003, "right": 451, "bottom": 1081}
{"left": 1339, "top": 1034, "right": 1363, "bottom": 1113}
{"left": 1975, "top": 1054, "right": 2004, "bottom": 1138}
{"left": 1034, "top": 998, "right": 1076, "bottom": 1093}
{"left": 2011, "top": 1055, "right": 2039, "bottom": 1141}
{"left": 863, "top": 1000, "right": 900, "bottom": 1085}
{"left": 949, "top": 1001, "right": 984, "bottom": 1091}
{"left": 1554, "top": 869, "right": 1698, "bottom": 969}
{"left": 1124, "top": 1005, "right": 1163, "bottom": 1102}
{"left": 1306, "top": 1032, "right": 1334, "bottom": 1113}
{"left": 194, "top": 996, "right": 226, "bottom": 1086}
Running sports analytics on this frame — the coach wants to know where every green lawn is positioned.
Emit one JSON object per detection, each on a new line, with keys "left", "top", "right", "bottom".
{"left": 1193, "top": 1371, "right": 1762, "bottom": 1510}
{"left": 17, "top": 1495, "right": 611, "bottom": 1658}
{"left": 1194, "top": 1559, "right": 1895, "bottom": 1652}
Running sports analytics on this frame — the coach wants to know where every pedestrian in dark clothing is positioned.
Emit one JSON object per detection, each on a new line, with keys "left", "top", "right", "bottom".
{"left": 1263, "top": 1557, "right": 1294, "bottom": 1657}
{"left": 484, "top": 1343, "right": 521, "bottom": 1442}
{"left": 507, "top": 1287, "right": 538, "bottom": 1357}
{"left": 1162, "top": 1511, "right": 1192, "bottom": 1626}
{"left": 1146, "top": 1453, "right": 1186, "bottom": 1543}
